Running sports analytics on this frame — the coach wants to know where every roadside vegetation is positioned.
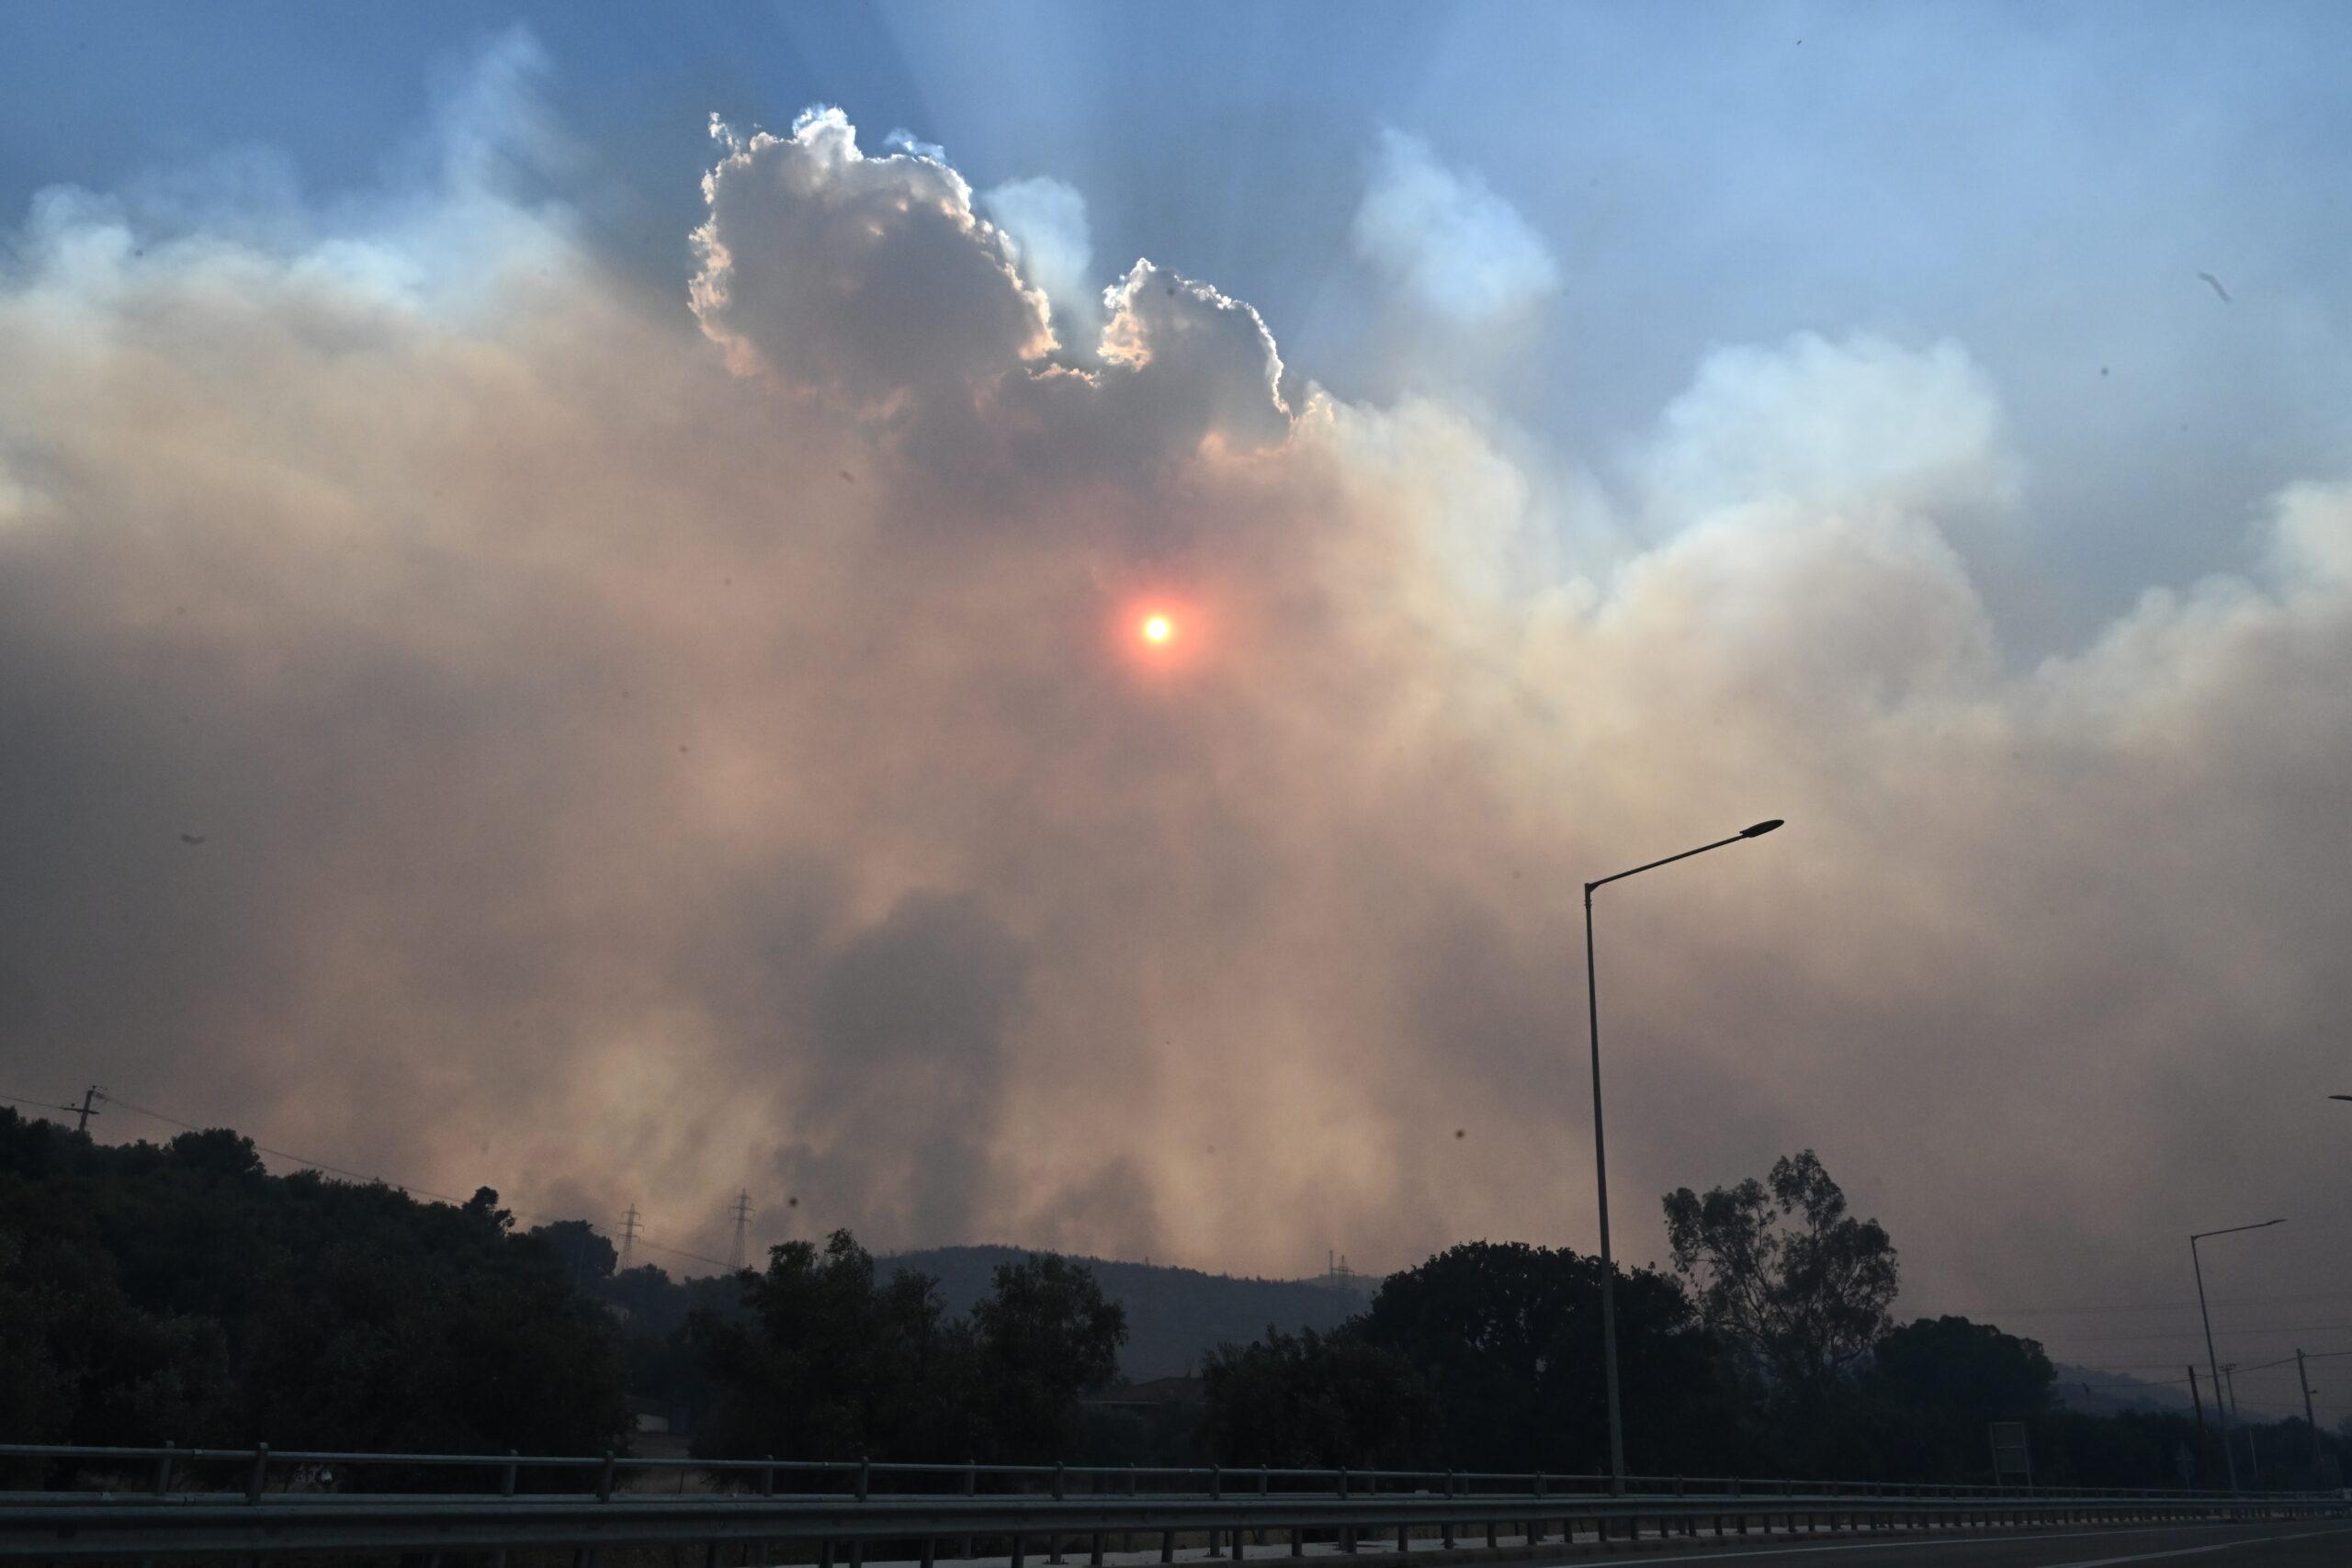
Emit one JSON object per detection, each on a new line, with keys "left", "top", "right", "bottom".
{"left": 5, "top": 1108, "right": 2337, "bottom": 1491}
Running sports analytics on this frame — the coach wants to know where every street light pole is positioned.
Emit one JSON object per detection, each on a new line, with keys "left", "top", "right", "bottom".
{"left": 1582, "top": 817, "right": 1782, "bottom": 1495}
{"left": 2190, "top": 1218, "right": 2284, "bottom": 1494}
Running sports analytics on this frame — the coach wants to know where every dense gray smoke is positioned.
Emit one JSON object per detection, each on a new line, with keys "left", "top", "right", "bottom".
{"left": 4, "top": 76, "right": 2348, "bottom": 1371}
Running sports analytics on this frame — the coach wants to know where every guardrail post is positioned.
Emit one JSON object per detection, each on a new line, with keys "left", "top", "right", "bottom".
{"left": 1091, "top": 1529, "right": 1105, "bottom": 1568}
{"left": 965, "top": 1460, "right": 978, "bottom": 1562}
{"left": 491, "top": 1450, "right": 519, "bottom": 1568}
{"left": 846, "top": 1461, "right": 867, "bottom": 1568}
{"left": 599, "top": 1450, "right": 617, "bottom": 1503}
{"left": 1012, "top": 1534, "right": 1025, "bottom": 1568}
{"left": 153, "top": 1439, "right": 175, "bottom": 1496}
{"left": 246, "top": 1442, "right": 269, "bottom": 1504}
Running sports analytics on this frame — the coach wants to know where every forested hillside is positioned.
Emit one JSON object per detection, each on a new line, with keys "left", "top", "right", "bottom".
{"left": 0, "top": 1109, "right": 627, "bottom": 1452}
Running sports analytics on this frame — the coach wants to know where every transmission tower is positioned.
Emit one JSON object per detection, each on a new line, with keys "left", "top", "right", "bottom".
{"left": 618, "top": 1203, "right": 640, "bottom": 1269}
{"left": 728, "top": 1190, "right": 752, "bottom": 1271}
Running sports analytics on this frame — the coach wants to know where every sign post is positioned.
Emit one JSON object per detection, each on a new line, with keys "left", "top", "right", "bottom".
{"left": 1989, "top": 1422, "right": 2033, "bottom": 1490}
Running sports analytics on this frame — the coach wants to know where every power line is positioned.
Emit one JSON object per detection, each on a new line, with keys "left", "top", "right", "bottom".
{"left": 2058, "top": 1349, "right": 2352, "bottom": 1415}
{"left": 1951, "top": 1289, "right": 2352, "bottom": 1318}
{"left": 2, "top": 1090, "right": 91, "bottom": 1118}
{"left": 2037, "top": 1321, "right": 2352, "bottom": 1345}
{"left": 102, "top": 1093, "right": 425, "bottom": 1189}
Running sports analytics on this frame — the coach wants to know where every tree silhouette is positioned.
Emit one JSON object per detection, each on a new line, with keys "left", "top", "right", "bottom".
{"left": 1200, "top": 1325, "right": 1435, "bottom": 1468}
{"left": 971, "top": 1253, "right": 1127, "bottom": 1460}
{"left": 1662, "top": 1149, "right": 1898, "bottom": 1409}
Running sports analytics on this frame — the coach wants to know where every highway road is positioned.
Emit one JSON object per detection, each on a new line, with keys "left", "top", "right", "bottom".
{"left": 1516, "top": 1519, "right": 2352, "bottom": 1566}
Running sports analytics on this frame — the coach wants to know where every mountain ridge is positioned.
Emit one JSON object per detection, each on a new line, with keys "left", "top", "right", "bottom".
{"left": 885, "top": 1244, "right": 1377, "bottom": 1380}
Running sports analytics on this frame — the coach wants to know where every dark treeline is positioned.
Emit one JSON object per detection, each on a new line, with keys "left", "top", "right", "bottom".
{"left": 0, "top": 1110, "right": 1125, "bottom": 1463}
{"left": 1201, "top": 1152, "right": 2348, "bottom": 1492}
{"left": 0, "top": 1111, "right": 627, "bottom": 1453}
{"left": 5, "top": 1108, "right": 2344, "bottom": 1491}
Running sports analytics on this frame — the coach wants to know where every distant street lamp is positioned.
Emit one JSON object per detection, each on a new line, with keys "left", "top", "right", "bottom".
{"left": 2191, "top": 1218, "right": 2285, "bottom": 1493}
{"left": 1583, "top": 818, "right": 1782, "bottom": 1494}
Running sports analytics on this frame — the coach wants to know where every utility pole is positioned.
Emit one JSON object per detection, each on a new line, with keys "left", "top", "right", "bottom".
{"left": 2188, "top": 1365, "right": 2211, "bottom": 1480}
{"left": 74, "top": 1086, "right": 102, "bottom": 1136}
{"left": 2222, "top": 1364, "right": 2251, "bottom": 1487}
{"left": 729, "top": 1190, "right": 752, "bottom": 1272}
{"left": 619, "top": 1204, "right": 640, "bottom": 1269}
{"left": 2298, "top": 1349, "right": 2321, "bottom": 1475}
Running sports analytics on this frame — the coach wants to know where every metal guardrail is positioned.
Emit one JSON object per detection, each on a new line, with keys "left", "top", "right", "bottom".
{"left": 0, "top": 1442, "right": 2319, "bottom": 1502}
{"left": 3, "top": 1443, "right": 2345, "bottom": 1561}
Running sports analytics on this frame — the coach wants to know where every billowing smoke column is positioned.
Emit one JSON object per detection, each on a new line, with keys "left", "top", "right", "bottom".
{"left": 3, "top": 75, "right": 2350, "bottom": 1337}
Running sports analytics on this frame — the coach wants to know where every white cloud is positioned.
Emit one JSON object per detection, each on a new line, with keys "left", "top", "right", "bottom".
{"left": 880, "top": 128, "right": 948, "bottom": 163}
{"left": 1638, "top": 333, "right": 2016, "bottom": 528}
{"left": 692, "top": 107, "right": 1055, "bottom": 397}
{"left": 1352, "top": 127, "right": 1560, "bottom": 322}
{"left": 980, "top": 175, "right": 1097, "bottom": 343}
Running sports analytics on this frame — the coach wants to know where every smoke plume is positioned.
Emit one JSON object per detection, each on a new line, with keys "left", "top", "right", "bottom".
{"left": 4, "top": 72, "right": 2349, "bottom": 1354}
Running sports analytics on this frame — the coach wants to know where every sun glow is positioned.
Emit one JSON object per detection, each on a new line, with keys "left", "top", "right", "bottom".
{"left": 1140, "top": 614, "right": 1174, "bottom": 645}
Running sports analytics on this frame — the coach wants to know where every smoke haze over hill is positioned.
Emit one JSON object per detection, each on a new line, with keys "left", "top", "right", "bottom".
{"left": 3, "top": 25, "right": 2351, "bottom": 1422}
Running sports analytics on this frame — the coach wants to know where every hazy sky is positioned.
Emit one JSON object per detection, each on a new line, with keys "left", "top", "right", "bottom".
{"left": 4, "top": 3, "right": 2349, "bottom": 1421}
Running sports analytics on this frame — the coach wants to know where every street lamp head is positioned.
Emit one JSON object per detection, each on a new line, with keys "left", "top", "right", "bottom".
{"left": 1740, "top": 818, "right": 1785, "bottom": 839}
{"left": 2331, "top": 1095, "right": 2352, "bottom": 1102}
